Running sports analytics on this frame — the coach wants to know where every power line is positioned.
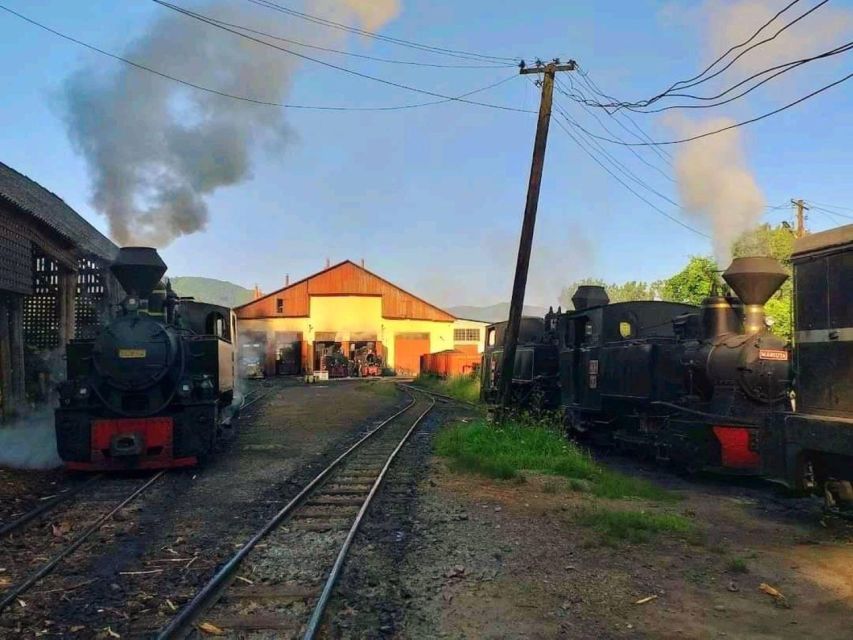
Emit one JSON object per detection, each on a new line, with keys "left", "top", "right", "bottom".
{"left": 561, "top": 72, "right": 853, "bottom": 146}
{"left": 242, "top": 0, "right": 518, "bottom": 64}
{"left": 176, "top": 6, "right": 514, "bottom": 69}
{"left": 579, "top": 0, "right": 831, "bottom": 111}
{"left": 153, "top": 1, "right": 534, "bottom": 114}
{"left": 574, "top": 67, "right": 673, "bottom": 162}
{"left": 0, "top": 3, "right": 523, "bottom": 113}
{"left": 550, "top": 109, "right": 710, "bottom": 239}
{"left": 627, "top": 42, "right": 852, "bottom": 114}
{"left": 554, "top": 101, "right": 681, "bottom": 208}
{"left": 808, "top": 204, "right": 853, "bottom": 220}
{"left": 807, "top": 200, "right": 853, "bottom": 213}
{"left": 556, "top": 76, "right": 675, "bottom": 181}
{"left": 669, "top": 0, "right": 803, "bottom": 91}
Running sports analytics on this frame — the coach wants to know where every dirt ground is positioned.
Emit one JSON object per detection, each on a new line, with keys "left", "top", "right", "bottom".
{"left": 0, "top": 379, "right": 406, "bottom": 639}
{"left": 2, "top": 387, "right": 851, "bottom": 639}
{"left": 392, "top": 459, "right": 853, "bottom": 640}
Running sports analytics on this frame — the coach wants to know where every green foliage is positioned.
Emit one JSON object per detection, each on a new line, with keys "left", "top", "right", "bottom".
{"left": 731, "top": 223, "right": 795, "bottom": 340}
{"left": 576, "top": 507, "right": 694, "bottom": 544}
{"left": 559, "top": 278, "right": 663, "bottom": 308}
{"left": 434, "top": 418, "right": 674, "bottom": 501}
{"left": 414, "top": 373, "right": 481, "bottom": 404}
{"left": 170, "top": 276, "right": 253, "bottom": 308}
{"left": 726, "top": 557, "right": 750, "bottom": 574}
{"left": 731, "top": 223, "right": 795, "bottom": 263}
{"left": 659, "top": 256, "right": 718, "bottom": 305}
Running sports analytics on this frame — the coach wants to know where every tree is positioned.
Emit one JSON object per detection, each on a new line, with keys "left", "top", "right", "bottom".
{"left": 659, "top": 256, "right": 718, "bottom": 306}
{"left": 559, "top": 278, "right": 661, "bottom": 309}
{"left": 731, "top": 223, "right": 795, "bottom": 340}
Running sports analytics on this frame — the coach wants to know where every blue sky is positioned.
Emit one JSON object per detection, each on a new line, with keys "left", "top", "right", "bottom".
{"left": 0, "top": 0, "right": 850, "bottom": 307}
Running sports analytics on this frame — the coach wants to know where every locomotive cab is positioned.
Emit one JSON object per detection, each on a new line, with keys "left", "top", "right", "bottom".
{"left": 761, "top": 224, "right": 853, "bottom": 501}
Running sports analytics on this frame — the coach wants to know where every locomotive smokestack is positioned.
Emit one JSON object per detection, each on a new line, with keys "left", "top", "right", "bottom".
{"left": 571, "top": 285, "right": 610, "bottom": 311}
{"left": 110, "top": 247, "right": 167, "bottom": 299}
{"left": 722, "top": 256, "right": 788, "bottom": 334}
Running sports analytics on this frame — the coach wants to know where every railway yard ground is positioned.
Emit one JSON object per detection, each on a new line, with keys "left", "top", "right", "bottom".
{"left": 0, "top": 380, "right": 851, "bottom": 639}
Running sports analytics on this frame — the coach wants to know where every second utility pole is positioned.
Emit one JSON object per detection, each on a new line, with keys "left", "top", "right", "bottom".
{"left": 499, "top": 60, "right": 576, "bottom": 412}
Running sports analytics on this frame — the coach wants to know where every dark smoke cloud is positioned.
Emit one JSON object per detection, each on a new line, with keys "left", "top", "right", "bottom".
{"left": 63, "top": 1, "right": 400, "bottom": 247}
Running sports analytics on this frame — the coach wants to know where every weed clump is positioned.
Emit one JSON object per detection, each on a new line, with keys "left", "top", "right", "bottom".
{"left": 414, "top": 373, "right": 480, "bottom": 404}
{"left": 577, "top": 507, "right": 693, "bottom": 544}
{"left": 434, "top": 418, "right": 675, "bottom": 501}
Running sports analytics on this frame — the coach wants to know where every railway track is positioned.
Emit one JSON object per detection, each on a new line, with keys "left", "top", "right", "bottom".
{"left": 0, "top": 471, "right": 166, "bottom": 613}
{"left": 157, "top": 387, "right": 435, "bottom": 640}
{"left": 0, "top": 474, "right": 103, "bottom": 540}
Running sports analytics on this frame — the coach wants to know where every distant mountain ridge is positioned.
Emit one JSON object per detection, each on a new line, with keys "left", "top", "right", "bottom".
{"left": 447, "top": 303, "right": 550, "bottom": 323}
{"left": 170, "top": 277, "right": 253, "bottom": 309}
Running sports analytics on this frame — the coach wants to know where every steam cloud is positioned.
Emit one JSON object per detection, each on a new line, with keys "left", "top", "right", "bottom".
{"left": 668, "top": 115, "right": 765, "bottom": 263}
{"left": 707, "top": 0, "right": 852, "bottom": 77}
{"left": 666, "top": 0, "right": 851, "bottom": 263}
{"left": 0, "top": 411, "right": 62, "bottom": 470}
{"left": 63, "top": 0, "right": 400, "bottom": 247}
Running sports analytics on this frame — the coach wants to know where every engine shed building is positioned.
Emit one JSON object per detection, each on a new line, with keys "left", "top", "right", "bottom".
{"left": 234, "top": 260, "right": 486, "bottom": 376}
{"left": 0, "top": 161, "right": 120, "bottom": 419}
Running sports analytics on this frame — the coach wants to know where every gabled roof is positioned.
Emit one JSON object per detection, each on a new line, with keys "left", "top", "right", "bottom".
{"left": 235, "top": 259, "right": 456, "bottom": 321}
{"left": 0, "top": 161, "right": 118, "bottom": 260}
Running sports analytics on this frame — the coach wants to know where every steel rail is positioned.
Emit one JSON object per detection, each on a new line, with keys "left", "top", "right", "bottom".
{"left": 397, "top": 382, "right": 481, "bottom": 408}
{"left": 156, "top": 394, "right": 419, "bottom": 640}
{"left": 302, "top": 391, "right": 435, "bottom": 639}
{"left": 0, "top": 474, "right": 103, "bottom": 539}
{"left": 0, "top": 470, "right": 166, "bottom": 613}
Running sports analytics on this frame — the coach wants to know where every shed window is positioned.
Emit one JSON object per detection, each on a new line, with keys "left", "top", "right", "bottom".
{"left": 454, "top": 328, "right": 480, "bottom": 342}
{"left": 276, "top": 298, "right": 284, "bottom": 314}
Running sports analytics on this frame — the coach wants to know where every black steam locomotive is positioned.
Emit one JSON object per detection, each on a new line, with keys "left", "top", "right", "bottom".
{"left": 55, "top": 247, "right": 236, "bottom": 471}
{"left": 483, "top": 224, "right": 852, "bottom": 502}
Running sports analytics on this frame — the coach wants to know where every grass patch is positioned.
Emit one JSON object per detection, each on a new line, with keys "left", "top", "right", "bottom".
{"left": 577, "top": 507, "right": 693, "bottom": 544}
{"left": 726, "top": 557, "right": 749, "bottom": 574}
{"left": 434, "top": 418, "right": 675, "bottom": 501}
{"left": 414, "top": 373, "right": 481, "bottom": 404}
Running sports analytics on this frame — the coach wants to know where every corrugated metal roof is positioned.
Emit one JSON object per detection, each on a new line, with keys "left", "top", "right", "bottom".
{"left": 0, "top": 161, "right": 117, "bottom": 260}
{"left": 792, "top": 223, "right": 853, "bottom": 257}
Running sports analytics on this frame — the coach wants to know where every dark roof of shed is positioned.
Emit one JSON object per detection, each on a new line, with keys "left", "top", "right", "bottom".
{"left": 0, "top": 161, "right": 118, "bottom": 260}
{"left": 792, "top": 223, "right": 853, "bottom": 257}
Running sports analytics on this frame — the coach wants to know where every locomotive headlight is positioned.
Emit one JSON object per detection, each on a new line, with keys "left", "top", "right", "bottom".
{"left": 178, "top": 379, "right": 193, "bottom": 397}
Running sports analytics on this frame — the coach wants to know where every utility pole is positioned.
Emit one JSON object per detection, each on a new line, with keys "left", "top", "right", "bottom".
{"left": 499, "top": 59, "right": 576, "bottom": 412}
{"left": 791, "top": 199, "right": 809, "bottom": 238}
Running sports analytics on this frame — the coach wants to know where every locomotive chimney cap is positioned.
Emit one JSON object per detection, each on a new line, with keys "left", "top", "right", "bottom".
{"left": 722, "top": 256, "right": 788, "bottom": 306}
{"left": 110, "top": 247, "right": 167, "bottom": 298}
{"left": 572, "top": 285, "right": 610, "bottom": 311}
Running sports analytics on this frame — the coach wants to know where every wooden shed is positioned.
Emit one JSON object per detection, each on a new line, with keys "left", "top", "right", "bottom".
{"left": 0, "top": 161, "right": 120, "bottom": 419}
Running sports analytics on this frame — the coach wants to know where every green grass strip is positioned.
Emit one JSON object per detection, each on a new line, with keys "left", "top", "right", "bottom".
{"left": 435, "top": 418, "right": 675, "bottom": 501}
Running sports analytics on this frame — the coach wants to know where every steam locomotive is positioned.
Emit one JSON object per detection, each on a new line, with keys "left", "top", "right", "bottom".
{"left": 55, "top": 247, "right": 236, "bottom": 471}
{"left": 483, "top": 224, "right": 852, "bottom": 502}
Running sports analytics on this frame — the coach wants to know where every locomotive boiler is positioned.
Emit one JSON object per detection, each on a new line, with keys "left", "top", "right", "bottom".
{"left": 55, "top": 247, "right": 236, "bottom": 470}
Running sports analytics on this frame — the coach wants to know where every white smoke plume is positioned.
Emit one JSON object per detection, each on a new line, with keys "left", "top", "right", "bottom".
{"left": 706, "top": 0, "right": 852, "bottom": 77}
{"left": 664, "top": 0, "right": 851, "bottom": 264}
{"left": 668, "top": 115, "right": 765, "bottom": 263}
{"left": 0, "top": 410, "right": 62, "bottom": 470}
{"left": 63, "top": 1, "right": 400, "bottom": 247}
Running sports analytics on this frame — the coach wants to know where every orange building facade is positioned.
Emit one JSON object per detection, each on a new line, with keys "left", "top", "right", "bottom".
{"left": 234, "top": 261, "right": 486, "bottom": 377}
